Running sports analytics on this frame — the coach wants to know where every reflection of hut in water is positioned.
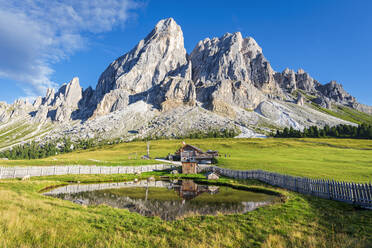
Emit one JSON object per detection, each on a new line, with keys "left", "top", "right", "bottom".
{"left": 173, "top": 180, "right": 220, "bottom": 200}
{"left": 175, "top": 180, "right": 204, "bottom": 200}
{"left": 207, "top": 186, "right": 220, "bottom": 195}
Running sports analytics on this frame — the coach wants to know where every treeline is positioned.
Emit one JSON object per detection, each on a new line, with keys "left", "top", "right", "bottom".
{"left": 0, "top": 138, "right": 100, "bottom": 160}
{"left": 183, "top": 128, "right": 239, "bottom": 139}
{"left": 0, "top": 128, "right": 241, "bottom": 160}
{"left": 273, "top": 123, "right": 372, "bottom": 139}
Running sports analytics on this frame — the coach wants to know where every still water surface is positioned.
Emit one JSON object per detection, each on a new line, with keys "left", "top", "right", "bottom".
{"left": 44, "top": 179, "right": 278, "bottom": 220}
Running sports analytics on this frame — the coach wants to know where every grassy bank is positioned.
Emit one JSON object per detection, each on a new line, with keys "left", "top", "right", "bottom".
{"left": 1, "top": 138, "right": 372, "bottom": 183}
{"left": 0, "top": 173, "right": 370, "bottom": 248}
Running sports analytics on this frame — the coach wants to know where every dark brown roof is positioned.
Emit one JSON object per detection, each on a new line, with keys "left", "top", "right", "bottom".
{"left": 176, "top": 144, "right": 204, "bottom": 154}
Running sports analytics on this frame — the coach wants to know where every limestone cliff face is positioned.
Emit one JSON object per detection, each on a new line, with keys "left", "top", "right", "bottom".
{"left": 274, "top": 68, "right": 321, "bottom": 94}
{"left": 190, "top": 32, "right": 281, "bottom": 95}
{"left": 24, "top": 77, "right": 84, "bottom": 123}
{"left": 189, "top": 32, "right": 280, "bottom": 115}
{"left": 274, "top": 68, "right": 297, "bottom": 93}
{"left": 318, "top": 81, "right": 355, "bottom": 106}
{"left": 90, "top": 18, "right": 191, "bottom": 117}
{"left": 155, "top": 76, "right": 196, "bottom": 112}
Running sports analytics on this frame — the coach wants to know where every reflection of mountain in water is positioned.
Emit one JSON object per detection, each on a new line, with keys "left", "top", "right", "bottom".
{"left": 46, "top": 180, "right": 275, "bottom": 221}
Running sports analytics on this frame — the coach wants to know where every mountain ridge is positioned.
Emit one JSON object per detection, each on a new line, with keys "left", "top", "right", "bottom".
{"left": 0, "top": 17, "right": 371, "bottom": 147}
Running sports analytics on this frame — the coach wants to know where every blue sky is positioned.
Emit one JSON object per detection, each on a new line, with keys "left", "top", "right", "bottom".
{"left": 0, "top": 0, "right": 371, "bottom": 105}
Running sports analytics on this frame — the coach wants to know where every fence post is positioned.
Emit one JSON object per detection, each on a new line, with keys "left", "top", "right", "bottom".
{"left": 296, "top": 178, "right": 299, "bottom": 192}
{"left": 326, "top": 180, "right": 331, "bottom": 199}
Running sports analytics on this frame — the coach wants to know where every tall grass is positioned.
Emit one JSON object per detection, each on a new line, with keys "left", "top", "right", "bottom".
{"left": 0, "top": 175, "right": 370, "bottom": 247}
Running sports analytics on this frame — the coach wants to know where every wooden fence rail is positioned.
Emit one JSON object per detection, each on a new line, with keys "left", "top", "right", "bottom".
{"left": 204, "top": 166, "right": 372, "bottom": 209}
{"left": 0, "top": 164, "right": 176, "bottom": 179}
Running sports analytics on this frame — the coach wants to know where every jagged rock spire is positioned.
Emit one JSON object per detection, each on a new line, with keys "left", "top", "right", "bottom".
{"left": 89, "top": 17, "right": 192, "bottom": 117}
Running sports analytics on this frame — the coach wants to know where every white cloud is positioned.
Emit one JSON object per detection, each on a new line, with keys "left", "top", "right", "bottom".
{"left": 0, "top": 0, "right": 139, "bottom": 98}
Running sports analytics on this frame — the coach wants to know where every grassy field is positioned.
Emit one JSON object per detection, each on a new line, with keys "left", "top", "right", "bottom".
{"left": 0, "top": 173, "right": 371, "bottom": 248}
{"left": 1, "top": 138, "right": 371, "bottom": 183}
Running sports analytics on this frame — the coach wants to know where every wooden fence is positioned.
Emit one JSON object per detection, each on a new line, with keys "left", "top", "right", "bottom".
{"left": 1, "top": 164, "right": 371, "bottom": 209}
{"left": 0, "top": 164, "right": 176, "bottom": 179}
{"left": 44, "top": 180, "right": 172, "bottom": 195}
{"left": 204, "top": 166, "right": 372, "bottom": 209}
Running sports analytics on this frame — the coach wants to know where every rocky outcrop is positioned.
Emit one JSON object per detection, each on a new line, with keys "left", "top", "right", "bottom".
{"left": 43, "top": 88, "right": 55, "bottom": 105}
{"left": 91, "top": 89, "right": 130, "bottom": 118}
{"left": 206, "top": 80, "right": 265, "bottom": 117}
{"left": 295, "top": 69, "right": 321, "bottom": 93}
{"left": 25, "top": 77, "right": 84, "bottom": 123}
{"left": 296, "top": 93, "right": 305, "bottom": 106}
{"left": 318, "top": 81, "right": 355, "bottom": 106}
{"left": 353, "top": 103, "right": 372, "bottom": 115}
{"left": 189, "top": 32, "right": 279, "bottom": 114}
{"left": 32, "top": 106, "right": 49, "bottom": 123}
{"left": 313, "top": 96, "right": 331, "bottom": 109}
{"left": 190, "top": 32, "right": 281, "bottom": 96}
{"left": 155, "top": 77, "right": 196, "bottom": 111}
{"left": 33, "top": 96, "right": 43, "bottom": 109}
{"left": 90, "top": 18, "right": 191, "bottom": 117}
{"left": 274, "top": 68, "right": 297, "bottom": 93}
{"left": 0, "top": 102, "right": 10, "bottom": 123}
{"left": 275, "top": 68, "right": 321, "bottom": 94}
{"left": 62, "top": 77, "right": 83, "bottom": 108}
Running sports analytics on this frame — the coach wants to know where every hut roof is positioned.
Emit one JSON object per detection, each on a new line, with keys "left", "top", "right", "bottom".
{"left": 176, "top": 144, "right": 204, "bottom": 154}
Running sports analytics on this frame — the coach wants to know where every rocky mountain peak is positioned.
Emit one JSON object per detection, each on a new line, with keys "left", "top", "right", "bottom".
{"left": 190, "top": 31, "right": 282, "bottom": 109}
{"left": 190, "top": 32, "right": 265, "bottom": 84}
{"left": 153, "top": 17, "right": 179, "bottom": 34}
{"left": 90, "top": 18, "right": 191, "bottom": 117}
{"left": 63, "top": 77, "right": 83, "bottom": 108}
{"left": 297, "top": 68, "right": 306, "bottom": 74}
{"left": 1, "top": 17, "right": 371, "bottom": 145}
{"left": 95, "top": 17, "right": 188, "bottom": 96}
{"left": 43, "top": 88, "right": 55, "bottom": 105}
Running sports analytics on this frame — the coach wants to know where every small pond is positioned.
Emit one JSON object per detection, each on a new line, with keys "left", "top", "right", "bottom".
{"left": 44, "top": 179, "right": 278, "bottom": 220}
